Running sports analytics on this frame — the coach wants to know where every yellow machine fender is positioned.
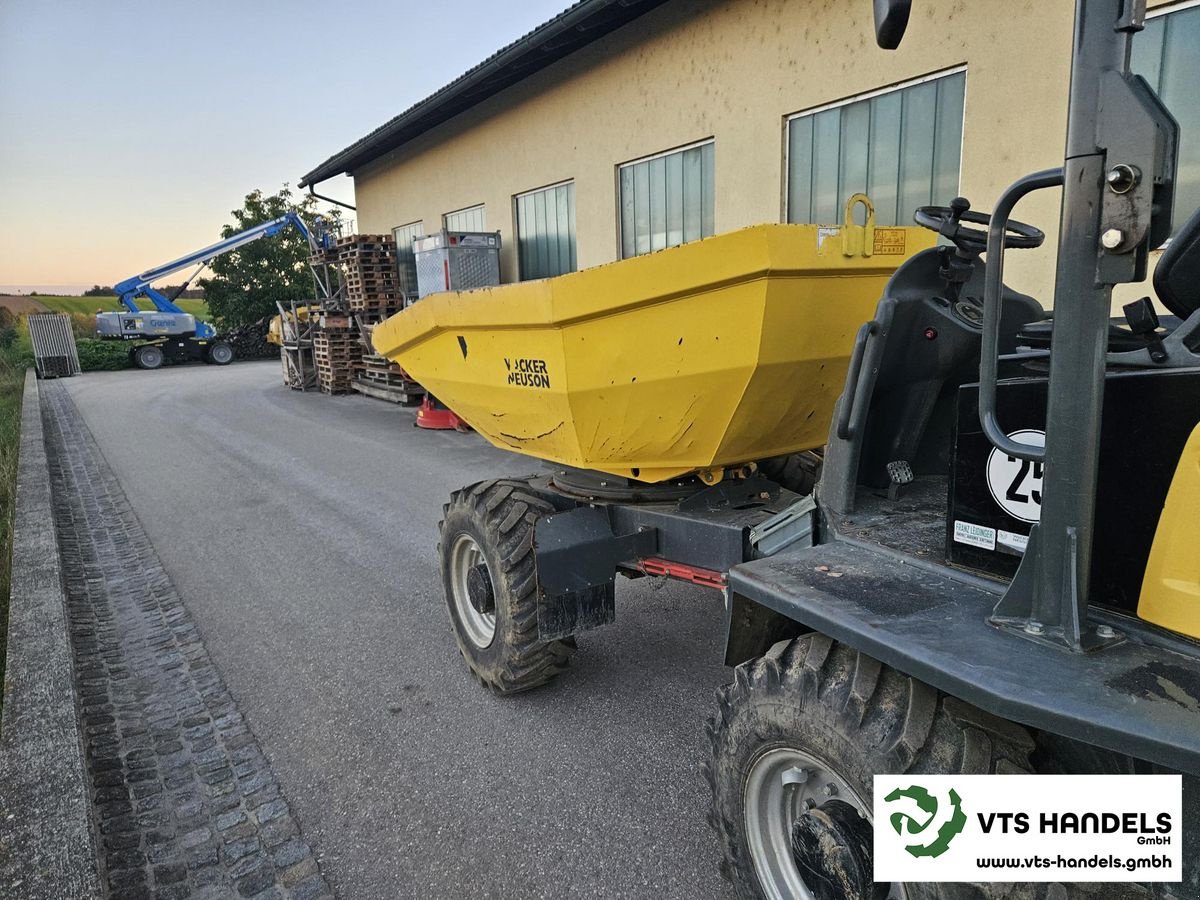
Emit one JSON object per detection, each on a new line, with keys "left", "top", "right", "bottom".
{"left": 1139, "top": 422, "right": 1200, "bottom": 639}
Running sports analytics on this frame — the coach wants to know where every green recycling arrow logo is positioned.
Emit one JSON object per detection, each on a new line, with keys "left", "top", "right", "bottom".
{"left": 884, "top": 785, "right": 967, "bottom": 858}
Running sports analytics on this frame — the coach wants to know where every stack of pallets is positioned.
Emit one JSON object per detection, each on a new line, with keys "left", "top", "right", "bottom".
{"left": 348, "top": 313, "right": 424, "bottom": 405}
{"left": 318, "top": 235, "right": 402, "bottom": 313}
{"left": 313, "top": 315, "right": 362, "bottom": 395}
{"left": 354, "top": 349, "right": 425, "bottom": 405}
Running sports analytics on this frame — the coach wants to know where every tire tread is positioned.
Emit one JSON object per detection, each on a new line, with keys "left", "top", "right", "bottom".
{"left": 438, "top": 478, "right": 574, "bottom": 694}
{"left": 703, "top": 635, "right": 1040, "bottom": 899}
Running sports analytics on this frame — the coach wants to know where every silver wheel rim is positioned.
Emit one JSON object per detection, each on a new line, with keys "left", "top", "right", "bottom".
{"left": 448, "top": 533, "right": 496, "bottom": 648}
{"left": 743, "top": 746, "right": 905, "bottom": 900}
{"left": 141, "top": 348, "right": 162, "bottom": 367}
{"left": 212, "top": 344, "right": 232, "bottom": 363}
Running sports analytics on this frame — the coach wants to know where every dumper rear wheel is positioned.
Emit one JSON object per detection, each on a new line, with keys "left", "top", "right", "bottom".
{"left": 704, "top": 634, "right": 1037, "bottom": 900}
{"left": 439, "top": 480, "right": 575, "bottom": 693}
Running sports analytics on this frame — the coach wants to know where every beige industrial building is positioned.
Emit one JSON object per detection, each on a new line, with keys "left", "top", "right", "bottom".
{"left": 301, "top": 0, "right": 1199, "bottom": 305}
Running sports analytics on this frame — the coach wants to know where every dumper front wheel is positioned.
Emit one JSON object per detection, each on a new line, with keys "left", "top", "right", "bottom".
{"left": 439, "top": 480, "right": 575, "bottom": 693}
{"left": 704, "top": 634, "right": 1036, "bottom": 900}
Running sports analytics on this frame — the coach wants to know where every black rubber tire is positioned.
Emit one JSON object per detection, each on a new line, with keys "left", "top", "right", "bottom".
{"left": 758, "top": 450, "right": 823, "bottom": 495}
{"left": 206, "top": 341, "right": 234, "bottom": 365}
{"left": 133, "top": 345, "right": 164, "bottom": 370}
{"left": 704, "top": 634, "right": 1048, "bottom": 900}
{"left": 1032, "top": 735, "right": 1181, "bottom": 899}
{"left": 438, "top": 479, "right": 575, "bottom": 693}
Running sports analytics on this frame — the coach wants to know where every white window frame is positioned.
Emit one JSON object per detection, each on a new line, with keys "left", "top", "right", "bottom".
{"left": 443, "top": 204, "right": 486, "bottom": 231}
{"left": 616, "top": 137, "right": 716, "bottom": 258}
{"left": 1139, "top": 0, "right": 1200, "bottom": 245}
{"left": 1148, "top": 0, "right": 1200, "bottom": 19}
{"left": 783, "top": 65, "right": 968, "bottom": 225}
{"left": 391, "top": 220, "right": 424, "bottom": 295}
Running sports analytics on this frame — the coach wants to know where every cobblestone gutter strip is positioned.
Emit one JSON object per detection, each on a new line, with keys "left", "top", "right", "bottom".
{"left": 40, "top": 381, "right": 332, "bottom": 900}
{"left": 0, "top": 371, "right": 101, "bottom": 898}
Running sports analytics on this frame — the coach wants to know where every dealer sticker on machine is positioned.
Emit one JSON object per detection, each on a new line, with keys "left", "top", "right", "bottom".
{"left": 953, "top": 520, "right": 996, "bottom": 550}
{"left": 873, "top": 774, "right": 1182, "bottom": 882}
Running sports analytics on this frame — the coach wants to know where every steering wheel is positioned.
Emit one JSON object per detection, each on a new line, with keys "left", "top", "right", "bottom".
{"left": 914, "top": 197, "right": 1044, "bottom": 254}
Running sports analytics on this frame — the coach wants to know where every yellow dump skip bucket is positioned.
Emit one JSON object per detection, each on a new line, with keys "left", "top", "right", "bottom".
{"left": 371, "top": 210, "right": 934, "bottom": 482}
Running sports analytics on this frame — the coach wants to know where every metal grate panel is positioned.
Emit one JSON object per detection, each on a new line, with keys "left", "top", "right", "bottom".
{"left": 27, "top": 314, "right": 82, "bottom": 378}
{"left": 450, "top": 247, "right": 501, "bottom": 291}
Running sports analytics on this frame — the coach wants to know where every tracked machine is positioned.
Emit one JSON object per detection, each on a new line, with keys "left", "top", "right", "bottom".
{"left": 371, "top": 1, "right": 1200, "bottom": 896}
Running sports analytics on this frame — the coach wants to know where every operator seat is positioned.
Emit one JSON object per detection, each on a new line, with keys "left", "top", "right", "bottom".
{"left": 1155, "top": 203, "right": 1200, "bottom": 320}
{"left": 1018, "top": 204, "right": 1200, "bottom": 351}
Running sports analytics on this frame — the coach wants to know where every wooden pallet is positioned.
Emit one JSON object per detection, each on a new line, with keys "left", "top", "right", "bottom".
{"left": 313, "top": 322, "right": 362, "bottom": 397}
{"left": 334, "top": 234, "right": 392, "bottom": 246}
{"left": 361, "top": 367, "right": 420, "bottom": 388}
{"left": 350, "top": 377, "right": 424, "bottom": 405}
{"left": 311, "top": 234, "right": 398, "bottom": 270}
{"left": 346, "top": 293, "right": 397, "bottom": 301}
{"left": 317, "top": 315, "right": 353, "bottom": 331}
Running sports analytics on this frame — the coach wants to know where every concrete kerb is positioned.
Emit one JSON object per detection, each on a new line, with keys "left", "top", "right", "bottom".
{"left": 0, "top": 370, "right": 100, "bottom": 898}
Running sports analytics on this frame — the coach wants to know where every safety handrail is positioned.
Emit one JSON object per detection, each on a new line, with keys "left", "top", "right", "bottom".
{"left": 979, "top": 168, "right": 1064, "bottom": 462}
{"left": 836, "top": 319, "right": 880, "bottom": 441}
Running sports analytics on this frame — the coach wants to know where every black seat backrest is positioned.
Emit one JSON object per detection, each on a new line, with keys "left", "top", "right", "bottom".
{"left": 1155, "top": 204, "right": 1200, "bottom": 319}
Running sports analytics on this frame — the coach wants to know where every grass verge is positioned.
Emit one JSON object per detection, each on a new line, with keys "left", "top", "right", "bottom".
{"left": 0, "top": 343, "right": 27, "bottom": 713}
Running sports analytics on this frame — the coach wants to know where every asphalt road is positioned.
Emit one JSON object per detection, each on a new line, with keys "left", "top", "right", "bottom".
{"left": 63, "top": 361, "right": 738, "bottom": 900}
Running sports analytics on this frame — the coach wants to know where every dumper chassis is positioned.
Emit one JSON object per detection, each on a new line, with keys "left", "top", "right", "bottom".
{"left": 431, "top": 2, "right": 1200, "bottom": 898}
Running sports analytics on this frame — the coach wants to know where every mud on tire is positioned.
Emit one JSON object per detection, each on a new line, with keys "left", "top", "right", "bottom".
{"left": 702, "top": 634, "right": 1066, "bottom": 900}
{"left": 438, "top": 479, "right": 575, "bottom": 693}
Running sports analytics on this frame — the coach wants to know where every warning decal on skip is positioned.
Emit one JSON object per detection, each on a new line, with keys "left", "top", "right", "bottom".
{"left": 873, "top": 228, "right": 907, "bottom": 255}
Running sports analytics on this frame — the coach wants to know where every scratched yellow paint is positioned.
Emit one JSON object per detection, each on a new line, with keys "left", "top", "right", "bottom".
{"left": 371, "top": 222, "right": 934, "bottom": 482}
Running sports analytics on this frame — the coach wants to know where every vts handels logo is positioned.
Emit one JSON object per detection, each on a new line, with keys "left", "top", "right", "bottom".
{"left": 884, "top": 785, "right": 967, "bottom": 858}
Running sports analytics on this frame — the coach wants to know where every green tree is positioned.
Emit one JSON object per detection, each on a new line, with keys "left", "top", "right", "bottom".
{"left": 200, "top": 185, "right": 341, "bottom": 329}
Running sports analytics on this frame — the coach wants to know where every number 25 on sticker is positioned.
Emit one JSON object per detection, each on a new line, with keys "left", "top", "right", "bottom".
{"left": 986, "top": 430, "right": 1045, "bottom": 524}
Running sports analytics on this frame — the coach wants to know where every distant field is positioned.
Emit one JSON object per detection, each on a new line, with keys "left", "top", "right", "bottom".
{"left": 27, "top": 295, "right": 211, "bottom": 319}
{"left": 0, "top": 296, "right": 48, "bottom": 314}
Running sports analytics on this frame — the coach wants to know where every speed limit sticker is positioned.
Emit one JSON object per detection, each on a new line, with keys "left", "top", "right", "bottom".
{"left": 986, "top": 430, "right": 1045, "bottom": 524}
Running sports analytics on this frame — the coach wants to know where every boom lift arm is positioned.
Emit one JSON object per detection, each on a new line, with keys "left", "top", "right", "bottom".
{"left": 111, "top": 212, "right": 323, "bottom": 338}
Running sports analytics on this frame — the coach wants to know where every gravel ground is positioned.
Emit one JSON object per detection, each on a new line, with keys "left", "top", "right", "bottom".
{"left": 63, "top": 361, "right": 738, "bottom": 900}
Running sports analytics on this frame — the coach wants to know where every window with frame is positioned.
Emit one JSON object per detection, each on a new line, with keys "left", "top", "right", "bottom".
{"left": 443, "top": 205, "right": 486, "bottom": 232}
{"left": 1132, "top": 2, "right": 1200, "bottom": 236}
{"left": 391, "top": 221, "right": 423, "bottom": 295}
{"left": 786, "top": 69, "right": 966, "bottom": 227}
{"left": 515, "top": 181, "right": 576, "bottom": 280}
{"left": 618, "top": 141, "right": 714, "bottom": 258}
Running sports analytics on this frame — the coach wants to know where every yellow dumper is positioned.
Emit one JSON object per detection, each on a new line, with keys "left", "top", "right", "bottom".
{"left": 370, "top": 204, "right": 935, "bottom": 482}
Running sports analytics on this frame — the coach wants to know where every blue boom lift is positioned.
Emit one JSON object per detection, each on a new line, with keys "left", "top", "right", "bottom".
{"left": 97, "top": 212, "right": 329, "bottom": 370}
